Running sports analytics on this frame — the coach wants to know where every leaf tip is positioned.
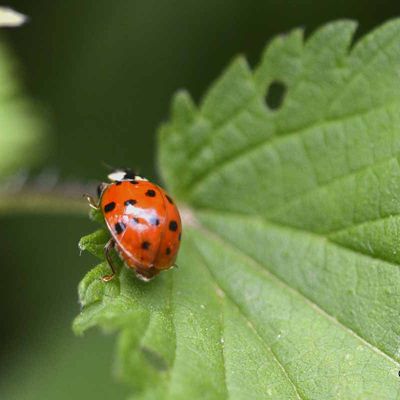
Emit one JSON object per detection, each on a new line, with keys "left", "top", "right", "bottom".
{"left": 72, "top": 318, "right": 85, "bottom": 336}
{"left": 171, "top": 89, "right": 197, "bottom": 125}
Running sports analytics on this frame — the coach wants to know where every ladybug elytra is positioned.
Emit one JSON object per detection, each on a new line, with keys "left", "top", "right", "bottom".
{"left": 86, "top": 169, "right": 182, "bottom": 282}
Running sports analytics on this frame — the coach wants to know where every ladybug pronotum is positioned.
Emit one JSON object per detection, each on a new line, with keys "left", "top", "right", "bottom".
{"left": 86, "top": 169, "right": 182, "bottom": 282}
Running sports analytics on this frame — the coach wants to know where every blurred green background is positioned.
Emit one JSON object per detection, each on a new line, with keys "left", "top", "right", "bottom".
{"left": 0, "top": 1, "right": 399, "bottom": 398}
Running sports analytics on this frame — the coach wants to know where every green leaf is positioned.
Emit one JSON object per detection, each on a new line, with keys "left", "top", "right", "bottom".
{"left": 75, "top": 20, "right": 400, "bottom": 399}
{"left": 0, "top": 40, "right": 47, "bottom": 177}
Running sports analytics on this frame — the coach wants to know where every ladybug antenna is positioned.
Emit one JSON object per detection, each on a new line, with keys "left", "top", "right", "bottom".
{"left": 101, "top": 161, "right": 119, "bottom": 172}
{"left": 101, "top": 161, "right": 137, "bottom": 177}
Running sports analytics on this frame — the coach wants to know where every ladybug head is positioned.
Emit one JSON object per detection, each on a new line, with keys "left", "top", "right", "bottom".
{"left": 107, "top": 168, "right": 136, "bottom": 182}
{"left": 107, "top": 168, "right": 148, "bottom": 183}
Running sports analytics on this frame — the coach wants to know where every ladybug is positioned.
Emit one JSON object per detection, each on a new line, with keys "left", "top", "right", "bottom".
{"left": 86, "top": 169, "right": 182, "bottom": 282}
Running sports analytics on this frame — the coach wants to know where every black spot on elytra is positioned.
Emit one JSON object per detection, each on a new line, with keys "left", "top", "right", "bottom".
{"left": 115, "top": 222, "right": 126, "bottom": 234}
{"left": 104, "top": 202, "right": 116, "bottom": 213}
{"left": 145, "top": 189, "right": 156, "bottom": 197}
{"left": 141, "top": 241, "right": 151, "bottom": 250}
{"left": 169, "top": 220, "right": 178, "bottom": 231}
{"left": 124, "top": 199, "right": 137, "bottom": 206}
{"left": 130, "top": 180, "right": 138, "bottom": 185}
{"left": 115, "top": 181, "right": 122, "bottom": 186}
{"left": 150, "top": 217, "right": 160, "bottom": 226}
{"left": 166, "top": 247, "right": 171, "bottom": 255}
{"left": 166, "top": 195, "right": 174, "bottom": 204}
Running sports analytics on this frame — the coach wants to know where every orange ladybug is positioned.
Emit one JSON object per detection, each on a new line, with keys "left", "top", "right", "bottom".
{"left": 86, "top": 169, "right": 182, "bottom": 282}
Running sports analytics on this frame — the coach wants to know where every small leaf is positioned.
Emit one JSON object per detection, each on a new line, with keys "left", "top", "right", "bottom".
{"left": 76, "top": 20, "right": 400, "bottom": 399}
{"left": 79, "top": 229, "right": 109, "bottom": 259}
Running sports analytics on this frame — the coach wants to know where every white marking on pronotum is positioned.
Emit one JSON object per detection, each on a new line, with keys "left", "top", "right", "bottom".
{"left": 0, "top": 7, "right": 28, "bottom": 27}
{"left": 108, "top": 170, "right": 128, "bottom": 182}
{"left": 135, "top": 176, "right": 148, "bottom": 181}
{"left": 108, "top": 170, "right": 148, "bottom": 182}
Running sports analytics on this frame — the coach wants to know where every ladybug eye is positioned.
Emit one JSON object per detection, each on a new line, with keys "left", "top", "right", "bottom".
{"left": 123, "top": 169, "right": 136, "bottom": 180}
{"left": 97, "top": 183, "right": 106, "bottom": 198}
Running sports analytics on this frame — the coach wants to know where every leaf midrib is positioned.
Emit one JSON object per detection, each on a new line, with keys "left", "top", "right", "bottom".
{"left": 189, "top": 209, "right": 400, "bottom": 367}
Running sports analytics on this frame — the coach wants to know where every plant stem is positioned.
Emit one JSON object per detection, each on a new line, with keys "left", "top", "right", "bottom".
{"left": 0, "top": 190, "right": 88, "bottom": 216}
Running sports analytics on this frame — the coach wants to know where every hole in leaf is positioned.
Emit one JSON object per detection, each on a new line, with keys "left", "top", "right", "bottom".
{"left": 265, "top": 80, "right": 286, "bottom": 110}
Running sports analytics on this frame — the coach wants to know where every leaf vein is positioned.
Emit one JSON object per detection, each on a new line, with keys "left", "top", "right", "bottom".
{"left": 187, "top": 100, "right": 400, "bottom": 197}
{"left": 193, "top": 240, "right": 305, "bottom": 400}
{"left": 192, "top": 216, "right": 400, "bottom": 367}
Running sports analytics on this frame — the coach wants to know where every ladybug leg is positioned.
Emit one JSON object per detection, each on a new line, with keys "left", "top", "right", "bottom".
{"left": 84, "top": 193, "right": 99, "bottom": 210}
{"left": 102, "top": 238, "right": 117, "bottom": 282}
{"left": 85, "top": 183, "right": 107, "bottom": 209}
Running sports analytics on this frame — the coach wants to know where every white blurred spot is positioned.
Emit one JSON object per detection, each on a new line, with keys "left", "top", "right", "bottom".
{"left": 0, "top": 7, "right": 28, "bottom": 27}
